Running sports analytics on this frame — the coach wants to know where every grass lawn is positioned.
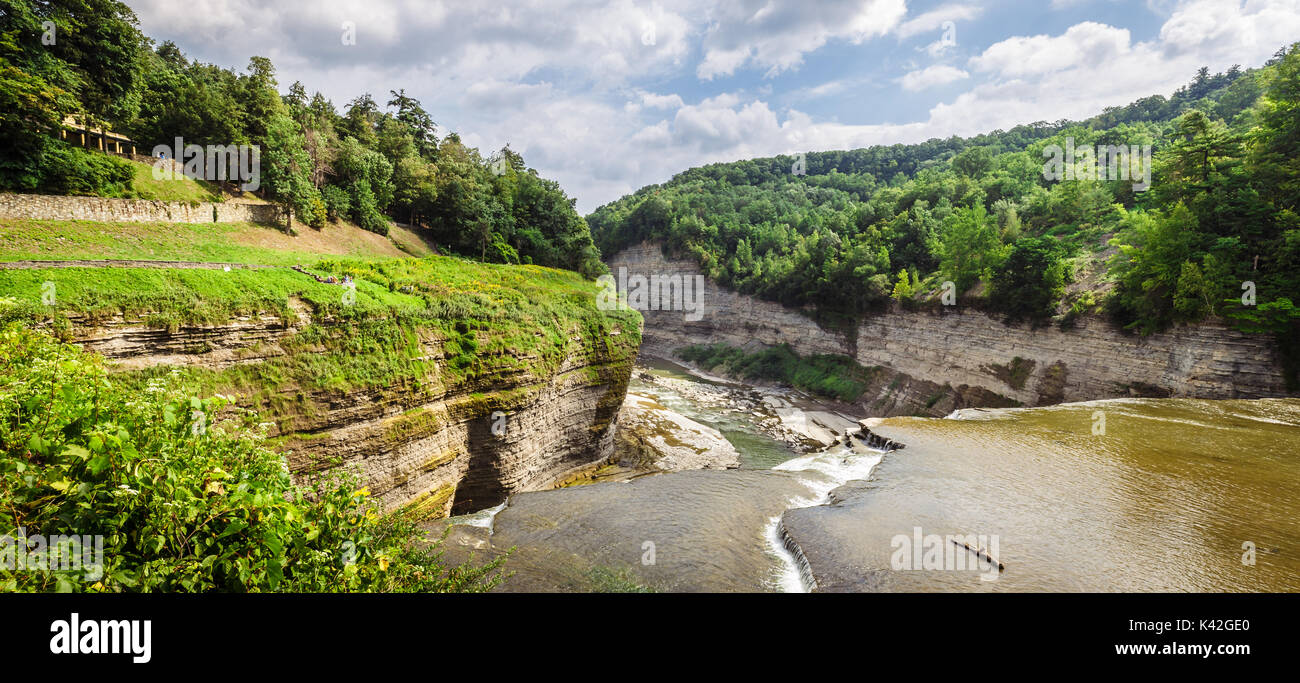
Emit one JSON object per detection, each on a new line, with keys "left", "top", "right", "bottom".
{"left": 125, "top": 159, "right": 225, "bottom": 202}
{"left": 0, "top": 217, "right": 432, "bottom": 265}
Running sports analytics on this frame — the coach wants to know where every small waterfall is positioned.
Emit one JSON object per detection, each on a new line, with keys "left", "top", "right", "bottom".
{"left": 765, "top": 438, "right": 898, "bottom": 592}
{"left": 778, "top": 518, "right": 818, "bottom": 593}
{"left": 454, "top": 500, "right": 508, "bottom": 533}
{"left": 852, "top": 428, "right": 906, "bottom": 452}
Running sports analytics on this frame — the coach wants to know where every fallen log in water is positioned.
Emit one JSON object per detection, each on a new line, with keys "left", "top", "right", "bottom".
{"left": 951, "top": 538, "right": 1004, "bottom": 572}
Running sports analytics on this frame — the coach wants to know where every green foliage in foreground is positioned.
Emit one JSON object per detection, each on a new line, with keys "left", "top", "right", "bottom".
{"left": 676, "top": 343, "right": 878, "bottom": 403}
{"left": 0, "top": 324, "right": 506, "bottom": 592}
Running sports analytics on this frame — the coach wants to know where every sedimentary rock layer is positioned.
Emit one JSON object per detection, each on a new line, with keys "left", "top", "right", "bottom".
{"left": 607, "top": 242, "right": 1292, "bottom": 416}
{"left": 68, "top": 309, "right": 636, "bottom": 517}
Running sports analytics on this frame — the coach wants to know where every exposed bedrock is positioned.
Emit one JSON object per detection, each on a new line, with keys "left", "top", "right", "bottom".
{"left": 68, "top": 310, "right": 637, "bottom": 517}
{"left": 607, "top": 241, "right": 1293, "bottom": 416}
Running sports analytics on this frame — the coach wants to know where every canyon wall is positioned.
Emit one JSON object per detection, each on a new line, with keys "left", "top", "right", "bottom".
{"left": 68, "top": 309, "right": 637, "bottom": 517}
{"left": 608, "top": 242, "right": 1293, "bottom": 416}
{"left": 605, "top": 243, "right": 852, "bottom": 360}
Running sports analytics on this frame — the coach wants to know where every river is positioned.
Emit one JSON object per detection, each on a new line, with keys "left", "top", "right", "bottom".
{"left": 441, "top": 359, "right": 1300, "bottom": 592}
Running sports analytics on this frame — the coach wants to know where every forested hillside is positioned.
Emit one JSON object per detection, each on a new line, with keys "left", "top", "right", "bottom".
{"left": 588, "top": 45, "right": 1300, "bottom": 387}
{"left": 0, "top": 0, "right": 604, "bottom": 277}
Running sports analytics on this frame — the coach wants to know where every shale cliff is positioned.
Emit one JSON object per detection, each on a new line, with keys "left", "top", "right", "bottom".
{"left": 607, "top": 242, "right": 1293, "bottom": 416}
{"left": 24, "top": 258, "right": 642, "bottom": 518}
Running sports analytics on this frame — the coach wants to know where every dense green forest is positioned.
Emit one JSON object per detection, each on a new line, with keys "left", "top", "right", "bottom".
{"left": 589, "top": 45, "right": 1300, "bottom": 387}
{"left": 0, "top": 0, "right": 605, "bottom": 277}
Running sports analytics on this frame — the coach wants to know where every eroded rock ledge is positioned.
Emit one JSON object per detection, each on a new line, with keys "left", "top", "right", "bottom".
{"left": 607, "top": 242, "right": 1293, "bottom": 416}
{"left": 69, "top": 309, "right": 637, "bottom": 517}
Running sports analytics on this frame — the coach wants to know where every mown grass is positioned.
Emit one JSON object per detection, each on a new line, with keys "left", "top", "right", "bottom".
{"left": 0, "top": 218, "right": 412, "bottom": 265}
{"left": 125, "top": 159, "right": 224, "bottom": 202}
{"left": 676, "top": 342, "right": 877, "bottom": 402}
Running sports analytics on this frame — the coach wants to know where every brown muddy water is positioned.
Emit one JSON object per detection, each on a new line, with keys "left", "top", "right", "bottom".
{"left": 790, "top": 398, "right": 1300, "bottom": 592}
{"left": 442, "top": 363, "right": 1300, "bottom": 592}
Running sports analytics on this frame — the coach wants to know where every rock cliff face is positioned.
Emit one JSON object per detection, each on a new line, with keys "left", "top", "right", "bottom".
{"left": 605, "top": 243, "right": 853, "bottom": 360}
{"left": 607, "top": 242, "right": 1293, "bottom": 416}
{"left": 68, "top": 309, "right": 637, "bottom": 517}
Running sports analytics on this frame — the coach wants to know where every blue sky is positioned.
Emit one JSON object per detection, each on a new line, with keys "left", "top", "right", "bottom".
{"left": 128, "top": 0, "right": 1300, "bottom": 212}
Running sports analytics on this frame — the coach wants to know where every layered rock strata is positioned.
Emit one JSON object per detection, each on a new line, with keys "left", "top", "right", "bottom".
{"left": 607, "top": 241, "right": 1292, "bottom": 416}
{"left": 68, "top": 308, "right": 637, "bottom": 517}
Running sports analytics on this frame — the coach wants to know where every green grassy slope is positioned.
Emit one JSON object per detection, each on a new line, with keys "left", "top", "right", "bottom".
{"left": 0, "top": 217, "right": 431, "bottom": 265}
{"left": 0, "top": 215, "right": 642, "bottom": 452}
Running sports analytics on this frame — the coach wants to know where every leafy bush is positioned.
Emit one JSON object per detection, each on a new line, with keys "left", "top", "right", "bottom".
{"left": 0, "top": 324, "right": 504, "bottom": 593}
{"left": 987, "top": 236, "right": 1070, "bottom": 323}
{"left": 321, "top": 184, "right": 351, "bottom": 221}
{"left": 10, "top": 139, "right": 135, "bottom": 196}
{"left": 677, "top": 343, "right": 877, "bottom": 402}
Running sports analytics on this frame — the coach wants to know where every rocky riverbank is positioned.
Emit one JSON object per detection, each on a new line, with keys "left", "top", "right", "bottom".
{"left": 436, "top": 358, "right": 907, "bottom": 592}
{"left": 619, "top": 363, "right": 868, "bottom": 456}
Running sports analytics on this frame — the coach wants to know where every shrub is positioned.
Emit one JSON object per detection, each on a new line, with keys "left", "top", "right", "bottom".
{"left": 987, "top": 236, "right": 1069, "bottom": 323}
{"left": 321, "top": 184, "right": 350, "bottom": 222}
{"left": 0, "top": 324, "right": 504, "bottom": 593}
{"left": 676, "top": 342, "right": 876, "bottom": 402}
{"left": 19, "top": 140, "right": 135, "bottom": 196}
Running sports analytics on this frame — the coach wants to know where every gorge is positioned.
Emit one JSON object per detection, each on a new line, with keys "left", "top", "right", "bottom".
{"left": 4, "top": 252, "right": 642, "bottom": 521}
{"left": 18, "top": 237, "right": 1296, "bottom": 594}
{"left": 433, "top": 242, "right": 1300, "bottom": 592}
{"left": 607, "top": 241, "right": 1294, "bottom": 417}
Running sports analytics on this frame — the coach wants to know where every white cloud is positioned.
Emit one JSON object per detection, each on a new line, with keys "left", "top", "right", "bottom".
{"left": 696, "top": 0, "right": 907, "bottom": 79}
{"left": 1159, "top": 0, "right": 1300, "bottom": 58}
{"left": 898, "top": 64, "right": 970, "bottom": 91}
{"left": 642, "top": 90, "right": 686, "bottom": 109}
{"left": 923, "top": 38, "right": 955, "bottom": 58}
{"left": 624, "top": 89, "right": 686, "bottom": 113}
{"left": 461, "top": 80, "right": 554, "bottom": 111}
{"left": 799, "top": 79, "right": 852, "bottom": 99}
{"left": 897, "top": 4, "right": 983, "bottom": 39}
{"left": 969, "top": 22, "right": 1133, "bottom": 77}
{"left": 126, "top": 0, "right": 1300, "bottom": 214}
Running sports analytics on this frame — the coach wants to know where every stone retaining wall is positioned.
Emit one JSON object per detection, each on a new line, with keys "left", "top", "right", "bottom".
{"left": 0, "top": 192, "right": 281, "bottom": 225}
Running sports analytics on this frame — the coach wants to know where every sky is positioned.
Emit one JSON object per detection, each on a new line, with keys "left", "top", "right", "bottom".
{"left": 126, "top": 0, "right": 1300, "bottom": 213}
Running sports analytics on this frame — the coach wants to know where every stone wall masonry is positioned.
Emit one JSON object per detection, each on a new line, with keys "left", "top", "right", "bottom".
{"left": 0, "top": 191, "right": 281, "bottom": 225}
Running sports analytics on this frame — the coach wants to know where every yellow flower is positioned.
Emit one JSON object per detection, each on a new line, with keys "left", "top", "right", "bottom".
{"left": 378, "top": 556, "right": 390, "bottom": 571}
